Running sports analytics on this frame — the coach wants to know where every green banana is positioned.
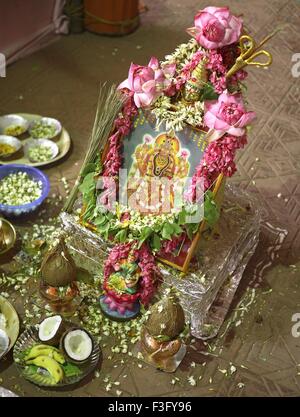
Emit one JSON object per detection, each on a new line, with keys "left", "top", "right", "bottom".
{"left": 26, "top": 355, "right": 64, "bottom": 384}
{"left": 24, "top": 344, "right": 65, "bottom": 364}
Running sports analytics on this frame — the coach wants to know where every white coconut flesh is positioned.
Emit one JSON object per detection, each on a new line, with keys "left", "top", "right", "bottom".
{"left": 0, "top": 329, "right": 9, "bottom": 357}
{"left": 39, "top": 315, "right": 62, "bottom": 341}
{"left": 64, "top": 329, "right": 92, "bottom": 362}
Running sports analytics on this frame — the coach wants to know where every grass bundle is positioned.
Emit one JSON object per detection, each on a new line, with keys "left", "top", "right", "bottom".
{"left": 63, "top": 83, "right": 124, "bottom": 213}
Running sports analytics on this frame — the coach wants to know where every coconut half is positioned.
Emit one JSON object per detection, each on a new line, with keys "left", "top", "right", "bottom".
{"left": 38, "top": 315, "right": 64, "bottom": 346}
{"left": 61, "top": 328, "right": 93, "bottom": 363}
{"left": 0, "top": 328, "right": 9, "bottom": 358}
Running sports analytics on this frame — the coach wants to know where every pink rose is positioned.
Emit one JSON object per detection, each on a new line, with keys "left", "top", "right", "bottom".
{"left": 187, "top": 6, "right": 243, "bottom": 49}
{"left": 118, "top": 57, "right": 166, "bottom": 108}
{"left": 204, "top": 91, "right": 256, "bottom": 137}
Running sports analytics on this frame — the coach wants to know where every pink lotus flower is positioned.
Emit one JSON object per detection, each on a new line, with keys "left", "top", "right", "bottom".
{"left": 187, "top": 6, "right": 243, "bottom": 49}
{"left": 118, "top": 57, "right": 166, "bottom": 108}
{"left": 204, "top": 91, "right": 256, "bottom": 137}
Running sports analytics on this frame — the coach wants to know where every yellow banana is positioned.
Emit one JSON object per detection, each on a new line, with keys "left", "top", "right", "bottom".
{"left": 25, "top": 344, "right": 65, "bottom": 364}
{"left": 26, "top": 355, "right": 64, "bottom": 383}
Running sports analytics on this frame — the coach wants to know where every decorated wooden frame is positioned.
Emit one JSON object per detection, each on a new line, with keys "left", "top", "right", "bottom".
{"left": 98, "top": 110, "right": 225, "bottom": 273}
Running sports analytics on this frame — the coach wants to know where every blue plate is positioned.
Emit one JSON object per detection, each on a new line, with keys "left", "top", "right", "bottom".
{"left": 0, "top": 164, "right": 50, "bottom": 217}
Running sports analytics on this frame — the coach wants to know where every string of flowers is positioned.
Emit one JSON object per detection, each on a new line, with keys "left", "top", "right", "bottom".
{"left": 100, "top": 92, "right": 138, "bottom": 207}
{"left": 165, "top": 49, "right": 207, "bottom": 96}
{"left": 185, "top": 133, "right": 247, "bottom": 202}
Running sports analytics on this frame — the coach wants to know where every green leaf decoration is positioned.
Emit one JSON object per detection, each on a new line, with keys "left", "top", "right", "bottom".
{"left": 171, "top": 223, "right": 183, "bottom": 236}
{"left": 61, "top": 362, "right": 82, "bottom": 378}
{"left": 151, "top": 233, "right": 161, "bottom": 251}
{"left": 115, "top": 229, "right": 128, "bottom": 243}
{"left": 93, "top": 215, "right": 108, "bottom": 227}
{"left": 81, "top": 162, "right": 96, "bottom": 177}
{"left": 200, "top": 82, "right": 219, "bottom": 101}
{"left": 162, "top": 222, "right": 174, "bottom": 240}
{"left": 185, "top": 222, "right": 199, "bottom": 240}
{"left": 204, "top": 191, "right": 220, "bottom": 227}
{"left": 177, "top": 210, "right": 186, "bottom": 225}
{"left": 138, "top": 226, "right": 153, "bottom": 248}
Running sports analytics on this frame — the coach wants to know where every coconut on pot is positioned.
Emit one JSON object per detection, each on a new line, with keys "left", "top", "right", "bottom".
{"left": 145, "top": 295, "right": 185, "bottom": 340}
{"left": 40, "top": 238, "right": 77, "bottom": 287}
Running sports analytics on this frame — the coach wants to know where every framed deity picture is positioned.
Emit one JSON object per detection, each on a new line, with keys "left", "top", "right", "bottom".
{"left": 101, "top": 110, "right": 225, "bottom": 272}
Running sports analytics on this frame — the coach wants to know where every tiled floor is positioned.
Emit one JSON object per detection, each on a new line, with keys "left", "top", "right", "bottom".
{"left": 1, "top": 0, "right": 300, "bottom": 397}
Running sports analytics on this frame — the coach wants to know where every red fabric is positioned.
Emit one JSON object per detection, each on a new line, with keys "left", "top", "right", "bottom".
{"left": 0, "top": 0, "right": 69, "bottom": 65}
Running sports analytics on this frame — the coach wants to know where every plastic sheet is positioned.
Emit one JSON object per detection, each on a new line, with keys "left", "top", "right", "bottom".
{"left": 60, "top": 184, "right": 261, "bottom": 339}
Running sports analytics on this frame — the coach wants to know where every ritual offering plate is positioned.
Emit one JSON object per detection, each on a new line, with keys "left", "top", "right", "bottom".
{"left": 13, "top": 319, "right": 100, "bottom": 387}
{"left": 0, "top": 113, "right": 71, "bottom": 167}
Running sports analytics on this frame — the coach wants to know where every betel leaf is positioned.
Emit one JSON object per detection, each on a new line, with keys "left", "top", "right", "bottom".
{"left": 115, "top": 229, "right": 128, "bottom": 243}
{"left": 185, "top": 222, "right": 199, "bottom": 240}
{"left": 171, "top": 223, "right": 183, "bottom": 236}
{"left": 81, "top": 162, "right": 96, "bottom": 177}
{"left": 79, "top": 172, "right": 96, "bottom": 200}
{"left": 93, "top": 214, "right": 108, "bottom": 227}
{"left": 82, "top": 198, "right": 96, "bottom": 222}
{"left": 61, "top": 362, "right": 82, "bottom": 378}
{"left": 200, "top": 82, "right": 219, "bottom": 101}
{"left": 151, "top": 233, "right": 161, "bottom": 251}
{"left": 204, "top": 191, "right": 220, "bottom": 227}
{"left": 161, "top": 222, "right": 174, "bottom": 240}
{"left": 138, "top": 226, "right": 153, "bottom": 248}
{"left": 177, "top": 209, "right": 186, "bottom": 225}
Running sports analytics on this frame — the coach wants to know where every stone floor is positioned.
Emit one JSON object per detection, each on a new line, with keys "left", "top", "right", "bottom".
{"left": 1, "top": 0, "right": 300, "bottom": 397}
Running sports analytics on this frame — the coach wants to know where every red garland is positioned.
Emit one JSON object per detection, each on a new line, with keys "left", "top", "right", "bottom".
{"left": 103, "top": 242, "right": 160, "bottom": 306}
{"left": 186, "top": 133, "right": 247, "bottom": 202}
{"left": 103, "top": 92, "right": 138, "bottom": 179}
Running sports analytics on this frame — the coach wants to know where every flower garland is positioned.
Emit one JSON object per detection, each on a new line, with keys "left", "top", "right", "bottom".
{"left": 100, "top": 93, "right": 138, "bottom": 208}
{"left": 103, "top": 242, "right": 160, "bottom": 305}
{"left": 186, "top": 133, "right": 248, "bottom": 202}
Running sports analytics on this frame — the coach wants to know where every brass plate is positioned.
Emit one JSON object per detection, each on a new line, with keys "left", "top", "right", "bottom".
{"left": 0, "top": 113, "right": 71, "bottom": 168}
{"left": 0, "top": 295, "right": 20, "bottom": 355}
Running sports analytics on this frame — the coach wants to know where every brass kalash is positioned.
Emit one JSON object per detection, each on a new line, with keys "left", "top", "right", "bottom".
{"left": 0, "top": 218, "right": 16, "bottom": 257}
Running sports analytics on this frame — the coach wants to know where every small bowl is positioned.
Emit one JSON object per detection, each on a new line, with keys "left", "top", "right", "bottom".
{"left": 0, "top": 218, "right": 17, "bottom": 255}
{"left": 24, "top": 139, "right": 59, "bottom": 163}
{"left": 0, "top": 135, "right": 23, "bottom": 159}
{"left": 29, "top": 117, "right": 62, "bottom": 140}
{"left": 0, "top": 164, "right": 50, "bottom": 217}
{"left": 0, "top": 114, "right": 29, "bottom": 137}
